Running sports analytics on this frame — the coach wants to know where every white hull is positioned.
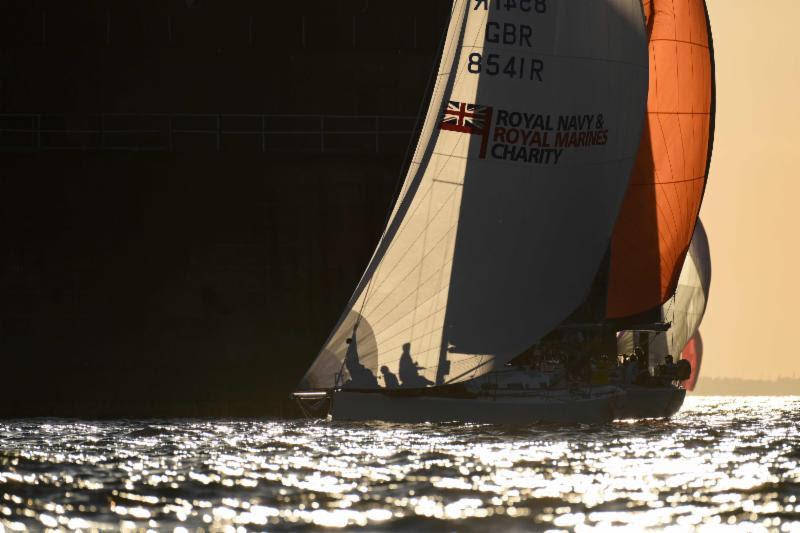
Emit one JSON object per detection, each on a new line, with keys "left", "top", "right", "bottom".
{"left": 329, "top": 386, "right": 685, "bottom": 425}
{"left": 331, "top": 388, "right": 624, "bottom": 425}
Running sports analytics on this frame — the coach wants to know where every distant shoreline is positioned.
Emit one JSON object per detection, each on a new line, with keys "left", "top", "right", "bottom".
{"left": 691, "top": 377, "right": 800, "bottom": 396}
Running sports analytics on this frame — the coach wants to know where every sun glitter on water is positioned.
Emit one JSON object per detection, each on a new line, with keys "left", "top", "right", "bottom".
{"left": 0, "top": 396, "right": 799, "bottom": 531}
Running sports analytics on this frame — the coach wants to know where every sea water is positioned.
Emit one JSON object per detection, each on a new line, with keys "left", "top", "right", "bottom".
{"left": 0, "top": 397, "right": 798, "bottom": 531}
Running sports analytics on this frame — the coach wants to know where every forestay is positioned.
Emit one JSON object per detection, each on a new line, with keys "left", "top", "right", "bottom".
{"left": 300, "top": 0, "right": 648, "bottom": 391}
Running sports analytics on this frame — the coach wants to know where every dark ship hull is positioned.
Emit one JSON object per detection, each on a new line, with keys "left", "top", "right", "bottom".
{"left": 0, "top": 1, "right": 451, "bottom": 417}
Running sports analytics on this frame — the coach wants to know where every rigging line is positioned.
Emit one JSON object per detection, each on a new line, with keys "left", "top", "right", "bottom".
{"left": 354, "top": 0, "right": 460, "bottom": 324}
{"left": 445, "top": 357, "right": 495, "bottom": 385}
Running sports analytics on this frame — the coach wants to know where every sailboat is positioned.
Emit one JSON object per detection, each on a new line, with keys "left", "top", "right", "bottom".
{"left": 615, "top": 218, "right": 711, "bottom": 413}
{"left": 293, "top": 0, "right": 715, "bottom": 424}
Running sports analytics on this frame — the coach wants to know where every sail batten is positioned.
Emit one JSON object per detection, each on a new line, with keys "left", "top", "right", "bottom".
{"left": 300, "top": 0, "right": 649, "bottom": 392}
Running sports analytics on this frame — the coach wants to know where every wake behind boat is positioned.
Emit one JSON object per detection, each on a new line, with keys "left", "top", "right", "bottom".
{"left": 292, "top": 0, "right": 715, "bottom": 425}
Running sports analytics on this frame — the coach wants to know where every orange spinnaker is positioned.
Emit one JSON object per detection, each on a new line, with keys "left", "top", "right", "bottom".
{"left": 606, "top": 0, "right": 714, "bottom": 319}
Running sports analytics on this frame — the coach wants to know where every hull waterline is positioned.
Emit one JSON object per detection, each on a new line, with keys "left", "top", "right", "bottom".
{"left": 330, "top": 389, "right": 624, "bottom": 425}
{"left": 615, "top": 386, "right": 687, "bottom": 420}
{"left": 328, "top": 386, "right": 686, "bottom": 424}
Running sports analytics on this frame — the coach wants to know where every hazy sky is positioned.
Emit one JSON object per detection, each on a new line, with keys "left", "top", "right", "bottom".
{"left": 701, "top": 0, "right": 800, "bottom": 379}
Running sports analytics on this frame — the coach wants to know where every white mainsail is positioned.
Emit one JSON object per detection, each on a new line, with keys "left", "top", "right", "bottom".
{"left": 300, "top": 0, "right": 649, "bottom": 391}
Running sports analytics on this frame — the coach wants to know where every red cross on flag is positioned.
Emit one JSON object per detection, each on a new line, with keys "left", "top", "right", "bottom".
{"left": 439, "top": 100, "right": 493, "bottom": 158}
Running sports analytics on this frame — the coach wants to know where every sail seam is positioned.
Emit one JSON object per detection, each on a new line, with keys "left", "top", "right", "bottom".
{"left": 355, "top": 10, "right": 464, "bottom": 318}
{"left": 352, "top": 4, "right": 491, "bottom": 323}
{"left": 648, "top": 38, "right": 708, "bottom": 48}
{"left": 354, "top": 6, "right": 485, "bottom": 300}
{"left": 364, "top": 225, "right": 458, "bottom": 329}
{"left": 356, "top": 173, "right": 463, "bottom": 319}
{"left": 645, "top": 111, "right": 711, "bottom": 116}
{"left": 653, "top": 110, "right": 681, "bottom": 254}
{"left": 627, "top": 176, "right": 705, "bottom": 186}
{"left": 359, "top": 285, "right": 453, "bottom": 357}
{"left": 678, "top": 0, "right": 692, "bottom": 243}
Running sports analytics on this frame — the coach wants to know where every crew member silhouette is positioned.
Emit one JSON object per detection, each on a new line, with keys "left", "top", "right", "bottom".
{"left": 380, "top": 366, "right": 400, "bottom": 388}
{"left": 398, "top": 343, "right": 434, "bottom": 388}
{"left": 343, "top": 324, "right": 379, "bottom": 389}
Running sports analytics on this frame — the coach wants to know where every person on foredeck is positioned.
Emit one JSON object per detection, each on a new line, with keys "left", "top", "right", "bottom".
{"left": 343, "top": 325, "right": 379, "bottom": 389}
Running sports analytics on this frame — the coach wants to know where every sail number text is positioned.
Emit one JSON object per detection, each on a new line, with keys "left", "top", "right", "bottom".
{"left": 474, "top": 0, "right": 547, "bottom": 13}
{"left": 467, "top": 3, "right": 547, "bottom": 83}
{"left": 468, "top": 53, "right": 544, "bottom": 82}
